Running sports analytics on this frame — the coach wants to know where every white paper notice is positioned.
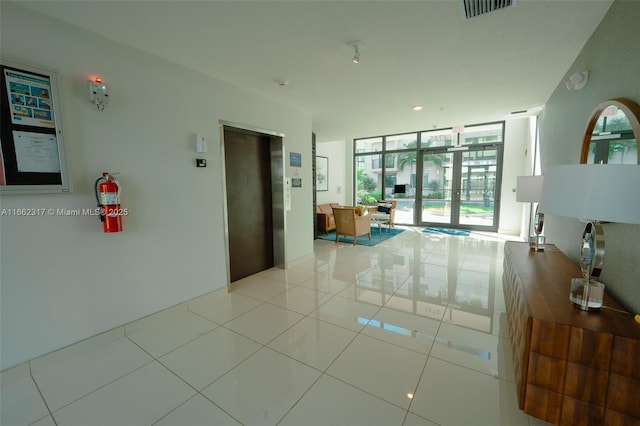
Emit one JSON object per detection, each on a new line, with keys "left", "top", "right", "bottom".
{"left": 12, "top": 131, "right": 60, "bottom": 173}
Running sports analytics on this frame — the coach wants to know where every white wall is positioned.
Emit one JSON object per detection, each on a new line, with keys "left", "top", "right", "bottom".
{"left": 316, "top": 140, "right": 350, "bottom": 206}
{"left": 538, "top": 0, "right": 640, "bottom": 312}
{"left": 0, "top": 3, "right": 313, "bottom": 370}
{"left": 499, "top": 117, "right": 536, "bottom": 236}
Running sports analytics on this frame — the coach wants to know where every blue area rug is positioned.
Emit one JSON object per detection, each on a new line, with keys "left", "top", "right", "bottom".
{"left": 423, "top": 227, "right": 470, "bottom": 236}
{"left": 317, "top": 226, "right": 404, "bottom": 246}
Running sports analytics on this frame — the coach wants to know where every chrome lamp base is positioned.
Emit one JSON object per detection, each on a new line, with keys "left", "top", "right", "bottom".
{"left": 529, "top": 209, "right": 545, "bottom": 251}
{"left": 570, "top": 221, "right": 605, "bottom": 311}
{"left": 570, "top": 278, "right": 605, "bottom": 311}
{"left": 528, "top": 234, "right": 545, "bottom": 251}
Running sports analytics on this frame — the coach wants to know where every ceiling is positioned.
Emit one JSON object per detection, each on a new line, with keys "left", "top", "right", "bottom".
{"left": 14, "top": 0, "right": 614, "bottom": 142}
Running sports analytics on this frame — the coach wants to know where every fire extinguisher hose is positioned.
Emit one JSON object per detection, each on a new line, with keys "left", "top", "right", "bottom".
{"left": 94, "top": 177, "right": 105, "bottom": 222}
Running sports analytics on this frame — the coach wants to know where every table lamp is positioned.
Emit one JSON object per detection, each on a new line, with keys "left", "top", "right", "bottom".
{"left": 516, "top": 175, "right": 545, "bottom": 251}
{"left": 541, "top": 164, "right": 640, "bottom": 310}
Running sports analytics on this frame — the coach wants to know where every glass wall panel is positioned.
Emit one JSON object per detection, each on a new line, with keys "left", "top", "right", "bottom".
{"left": 386, "top": 133, "right": 417, "bottom": 150}
{"left": 388, "top": 149, "right": 416, "bottom": 223}
{"left": 371, "top": 154, "right": 382, "bottom": 170}
{"left": 356, "top": 153, "right": 383, "bottom": 204}
{"left": 385, "top": 153, "right": 396, "bottom": 168}
{"left": 458, "top": 149, "right": 497, "bottom": 227}
{"left": 355, "top": 121, "right": 503, "bottom": 231}
{"left": 355, "top": 137, "right": 383, "bottom": 153}
{"left": 422, "top": 152, "right": 453, "bottom": 223}
{"left": 384, "top": 174, "right": 397, "bottom": 189}
{"left": 420, "top": 129, "right": 453, "bottom": 148}
{"left": 461, "top": 123, "right": 503, "bottom": 145}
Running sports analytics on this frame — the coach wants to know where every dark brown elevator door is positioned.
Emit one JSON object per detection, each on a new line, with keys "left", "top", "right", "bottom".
{"left": 224, "top": 128, "right": 274, "bottom": 282}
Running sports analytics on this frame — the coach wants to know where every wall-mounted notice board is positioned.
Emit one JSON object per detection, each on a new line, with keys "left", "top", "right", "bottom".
{"left": 0, "top": 59, "right": 72, "bottom": 194}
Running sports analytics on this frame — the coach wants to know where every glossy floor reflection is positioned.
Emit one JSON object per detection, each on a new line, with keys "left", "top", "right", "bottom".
{"left": 1, "top": 227, "right": 554, "bottom": 426}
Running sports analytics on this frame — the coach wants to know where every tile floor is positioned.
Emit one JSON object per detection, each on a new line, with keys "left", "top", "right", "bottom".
{"left": 1, "top": 227, "right": 553, "bottom": 426}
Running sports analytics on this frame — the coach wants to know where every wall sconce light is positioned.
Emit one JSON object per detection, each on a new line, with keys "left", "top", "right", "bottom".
{"left": 565, "top": 71, "right": 589, "bottom": 91}
{"left": 541, "top": 164, "right": 640, "bottom": 310}
{"left": 516, "top": 175, "right": 544, "bottom": 250}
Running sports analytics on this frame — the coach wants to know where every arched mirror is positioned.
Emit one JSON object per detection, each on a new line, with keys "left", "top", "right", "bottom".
{"left": 580, "top": 98, "right": 640, "bottom": 164}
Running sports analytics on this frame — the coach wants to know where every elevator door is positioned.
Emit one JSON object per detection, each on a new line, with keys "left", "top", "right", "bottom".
{"left": 224, "top": 128, "right": 274, "bottom": 282}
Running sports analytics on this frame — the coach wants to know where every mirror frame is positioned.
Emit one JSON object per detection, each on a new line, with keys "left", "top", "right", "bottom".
{"left": 580, "top": 97, "right": 640, "bottom": 164}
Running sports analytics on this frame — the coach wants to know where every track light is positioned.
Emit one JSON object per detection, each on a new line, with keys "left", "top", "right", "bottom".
{"left": 353, "top": 45, "right": 360, "bottom": 64}
{"left": 348, "top": 40, "right": 365, "bottom": 64}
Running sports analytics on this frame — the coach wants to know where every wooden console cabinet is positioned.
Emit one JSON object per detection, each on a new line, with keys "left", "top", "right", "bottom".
{"left": 503, "top": 242, "right": 640, "bottom": 425}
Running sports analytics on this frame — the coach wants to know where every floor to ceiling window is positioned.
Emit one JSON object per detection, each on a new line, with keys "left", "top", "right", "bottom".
{"left": 354, "top": 122, "right": 504, "bottom": 231}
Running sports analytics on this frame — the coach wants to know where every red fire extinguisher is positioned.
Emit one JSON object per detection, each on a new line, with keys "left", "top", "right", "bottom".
{"left": 95, "top": 172, "right": 123, "bottom": 233}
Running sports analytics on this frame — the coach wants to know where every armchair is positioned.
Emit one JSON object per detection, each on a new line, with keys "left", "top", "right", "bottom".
{"left": 332, "top": 207, "right": 371, "bottom": 245}
{"left": 316, "top": 203, "right": 340, "bottom": 233}
{"left": 368, "top": 200, "right": 397, "bottom": 228}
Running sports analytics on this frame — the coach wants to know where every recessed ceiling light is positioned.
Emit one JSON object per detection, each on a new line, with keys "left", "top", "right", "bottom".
{"left": 412, "top": 105, "right": 423, "bottom": 111}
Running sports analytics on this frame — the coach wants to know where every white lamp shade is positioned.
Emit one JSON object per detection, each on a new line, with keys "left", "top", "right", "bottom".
{"left": 516, "top": 175, "right": 544, "bottom": 202}
{"left": 541, "top": 164, "right": 640, "bottom": 224}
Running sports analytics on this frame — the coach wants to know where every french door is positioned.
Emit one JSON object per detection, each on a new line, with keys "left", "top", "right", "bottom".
{"left": 418, "top": 145, "right": 501, "bottom": 231}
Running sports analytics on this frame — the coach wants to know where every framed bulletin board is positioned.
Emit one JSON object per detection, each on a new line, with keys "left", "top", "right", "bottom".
{"left": 0, "top": 59, "right": 72, "bottom": 194}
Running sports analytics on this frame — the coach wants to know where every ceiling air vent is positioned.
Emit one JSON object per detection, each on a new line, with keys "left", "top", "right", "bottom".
{"left": 461, "top": 0, "right": 516, "bottom": 19}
